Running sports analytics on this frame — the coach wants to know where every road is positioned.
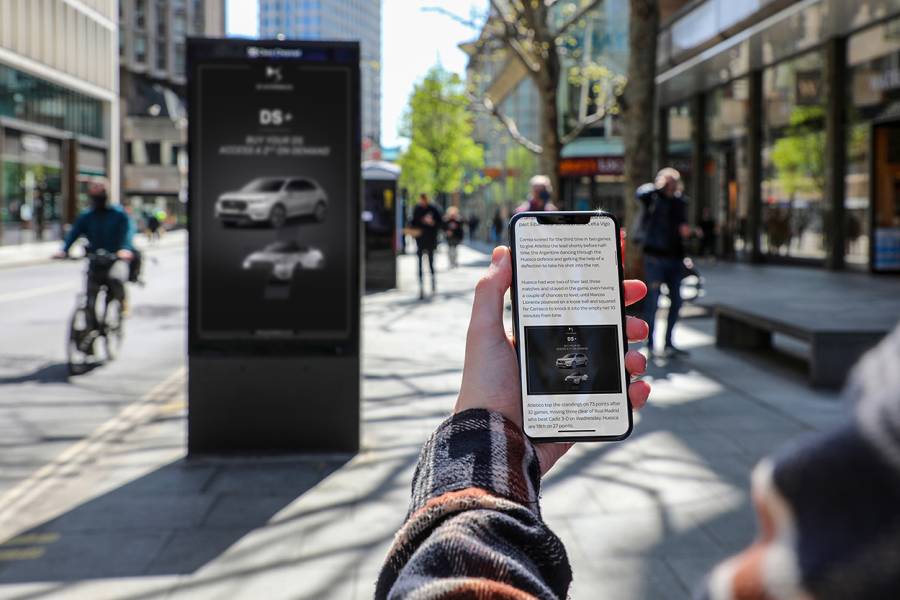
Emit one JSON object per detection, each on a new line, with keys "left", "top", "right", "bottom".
{"left": 0, "top": 239, "right": 187, "bottom": 498}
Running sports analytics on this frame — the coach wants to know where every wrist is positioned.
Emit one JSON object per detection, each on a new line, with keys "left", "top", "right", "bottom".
{"left": 410, "top": 409, "right": 542, "bottom": 515}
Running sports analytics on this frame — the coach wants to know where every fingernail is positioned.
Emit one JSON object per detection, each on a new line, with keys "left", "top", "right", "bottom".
{"left": 491, "top": 247, "right": 503, "bottom": 265}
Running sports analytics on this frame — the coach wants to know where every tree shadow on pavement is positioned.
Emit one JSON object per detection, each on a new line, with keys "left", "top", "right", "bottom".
{"left": 540, "top": 351, "right": 819, "bottom": 598}
{"left": 0, "top": 457, "right": 349, "bottom": 584}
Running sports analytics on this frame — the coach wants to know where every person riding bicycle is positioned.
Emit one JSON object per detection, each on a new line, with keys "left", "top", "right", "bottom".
{"left": 53, "top": 182, "right": 134, "bottom": 318}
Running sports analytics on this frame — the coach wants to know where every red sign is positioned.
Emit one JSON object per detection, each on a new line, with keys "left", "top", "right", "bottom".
{"left": 559, "top": 156, "right": 624, "bottom": 177}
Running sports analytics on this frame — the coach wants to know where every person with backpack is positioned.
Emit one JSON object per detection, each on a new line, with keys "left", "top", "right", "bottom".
{"left": 634, "top": 167, "right": 692, "bottom": 357}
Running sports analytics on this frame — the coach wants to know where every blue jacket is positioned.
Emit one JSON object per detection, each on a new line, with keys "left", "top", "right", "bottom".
{"left": 636, "top": 183, "right": 688, "bottom": 258}
{"left": 63, "top": 205, "right": 134, "bottom": 254}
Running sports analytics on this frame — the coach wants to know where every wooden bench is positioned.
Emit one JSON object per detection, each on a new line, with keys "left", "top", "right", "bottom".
{"left": 715, "top": 304, "right": 888, "bottom": 388}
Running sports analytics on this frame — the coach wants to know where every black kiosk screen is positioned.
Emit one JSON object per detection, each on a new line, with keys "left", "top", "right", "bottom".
{"left": 193, "top": 60, "right": 353, "bottom": 340}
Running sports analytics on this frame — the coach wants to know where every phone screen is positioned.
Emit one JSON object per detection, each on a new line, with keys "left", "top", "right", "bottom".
{"left": 510, "top": 212, "right": 631, "bottom": 441}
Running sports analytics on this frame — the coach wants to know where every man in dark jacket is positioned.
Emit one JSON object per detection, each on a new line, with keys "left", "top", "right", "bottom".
{"left": 410, "top": 193, "right": 443, "bottom": 300}
{"left": 637, "top": 167, "right": 692, "bottom": 357}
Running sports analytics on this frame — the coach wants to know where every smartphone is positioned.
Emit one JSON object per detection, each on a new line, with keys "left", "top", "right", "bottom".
{"left": 509, "top": 211, "right": 632, "bottom": 442}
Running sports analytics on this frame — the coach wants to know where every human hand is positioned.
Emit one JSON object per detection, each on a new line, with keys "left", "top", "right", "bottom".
{"left": 454, "top": 246, "right": 651, "bottom": 476}
{"left": 116, "top": 249, "right": 134, "bottom": 261}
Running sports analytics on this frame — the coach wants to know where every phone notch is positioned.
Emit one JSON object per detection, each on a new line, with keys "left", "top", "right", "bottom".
{"left": 536, "top": 214, "right": 591, "bottom": 225}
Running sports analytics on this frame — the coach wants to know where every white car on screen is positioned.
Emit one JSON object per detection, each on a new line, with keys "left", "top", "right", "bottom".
{"left": 242, "top": 241, "right": 325, "bottom": 281}
{"left": 556, "top": 353, "right": 587, "bottom": 369}
{"left": 215, "top": 177, "right": 328, "bottom": 227}
{"left": 564, "top": 372, "right": 589, "bottom": 385}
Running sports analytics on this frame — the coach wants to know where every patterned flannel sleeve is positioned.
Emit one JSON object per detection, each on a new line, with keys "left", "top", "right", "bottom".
{"left": 375, "top": 409, "right": 572, "bottom": 600}
{"left": 699, "top": 324, "right": 900, "bottom": 600}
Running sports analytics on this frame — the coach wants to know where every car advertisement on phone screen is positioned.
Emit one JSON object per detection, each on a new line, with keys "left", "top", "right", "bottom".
{"left": 188, "top": 40, "right": 360, "bottom": 347}
{"left": 512, "top": 215, "right": 629, "bottom": 439}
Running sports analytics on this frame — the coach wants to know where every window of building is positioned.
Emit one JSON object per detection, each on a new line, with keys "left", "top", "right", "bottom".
{"left": 761, "top": 50, "right": 826, "bottom": 261}
{"left": 156, "top": 41, "right": 167, "bottom": 70}
{"left": 704, "top": 78, "right": 751, "bottom": 258}
{"left": 145, "top": 142, "right": 162, "bottom": 165}
{"left": 135, "top": 0, "right": 146, "bottom": 28}
{"left": 174, "top": 43, "right": 185, "bottom": 74}
{"left": 0, "top": 65, "right": 104, "bottom": 139}
{"left": 666, "top": 101, "right": 694, "bottom": 193}
{"left": 134, "top": 35, "right": 147, "bottom": 63}
{"left": 843, "top": 14, "right": 900, "bottom": 267}
{"left": 156, "top": 0, "right": 167, "bottom": 36}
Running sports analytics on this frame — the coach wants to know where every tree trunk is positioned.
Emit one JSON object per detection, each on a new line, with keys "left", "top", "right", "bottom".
{"left": 621, "top": 0, "right": 659, "bottom": 277}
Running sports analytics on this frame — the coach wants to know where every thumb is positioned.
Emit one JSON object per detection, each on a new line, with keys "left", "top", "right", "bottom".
{"left": 469, "top": 246, "right": 512, "bottom": 333}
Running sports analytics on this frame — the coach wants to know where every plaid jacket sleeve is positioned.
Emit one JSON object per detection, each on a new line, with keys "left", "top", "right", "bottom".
{"left": 375, "top": 409, "right": 571, "bottom": 600}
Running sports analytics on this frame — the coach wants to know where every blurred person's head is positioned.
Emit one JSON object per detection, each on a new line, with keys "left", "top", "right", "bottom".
{"left": 655, "top": 168, "right": 681, "bottom": 197}
{"left": 418, "top": 193, "right": 429, "bottom": 206}
{"left": 529, "top": 175, "right": 552, "bottom": 204}
{"left": 447, "top": 206, "right": 459, "bottom": 218}
{"left": 87, "top": 182, "right": 109, "bottom": 210}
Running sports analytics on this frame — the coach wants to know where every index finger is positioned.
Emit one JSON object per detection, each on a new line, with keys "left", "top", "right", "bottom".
{"left": 624, "top": 280, "right": 647, "bottom": 307}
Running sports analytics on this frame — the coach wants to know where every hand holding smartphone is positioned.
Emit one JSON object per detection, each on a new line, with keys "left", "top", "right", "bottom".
{"left": 509, "top": 211, "right": 632, "bottom": 442}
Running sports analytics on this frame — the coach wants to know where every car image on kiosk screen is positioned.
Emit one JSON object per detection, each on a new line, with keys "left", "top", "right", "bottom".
{"left": 510, "top": 212, "right": 631, "bottom": 442}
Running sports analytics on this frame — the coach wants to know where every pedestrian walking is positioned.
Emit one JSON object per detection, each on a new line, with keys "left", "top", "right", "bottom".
{"left": 467, "top": 213, "right": 480, "bottom": 241}
{"left": 376, "top": 247, "right": 900, "bottom": 600}
{"left": 635, "top": 167, "right": 692, "bottom": 357}
{"left": 443, "top": 206, "right": 464, "bottom": 269}
{"left": 490, "top": 209, "right": 503, "bottom": 243}
{"left": 515, "top": 174, "right": 558, "bottom": 213}
{"left": 409, "top": 193, "right": 442, "bottom": 300}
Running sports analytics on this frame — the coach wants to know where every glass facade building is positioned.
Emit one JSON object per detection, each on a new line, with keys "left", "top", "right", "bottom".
{"left": 259, "top": 0, "right": 382, "bottom": 147}
{"left": 656, "top": 0, "right": 900, "bottom": 272}
{"left": 0, "top": 0, "right": 118, "bottom": 245}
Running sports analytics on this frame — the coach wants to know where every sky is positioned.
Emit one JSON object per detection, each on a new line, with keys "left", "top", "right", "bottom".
{"left": 225, "top": 0, "right": 486, "bottom": 149}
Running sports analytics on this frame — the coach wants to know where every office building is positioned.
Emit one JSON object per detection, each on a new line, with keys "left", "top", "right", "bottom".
{"left": 656, "top": 0, "right": 900, "bottom": 273}
{"left": 0, "top": 0, "right": 119, "bottom": 244}
{"left": 258, "top": 0, "right": 382, "bottom": 150}
{"left": 119, "top": 0, "right": 226, "bottom": 223}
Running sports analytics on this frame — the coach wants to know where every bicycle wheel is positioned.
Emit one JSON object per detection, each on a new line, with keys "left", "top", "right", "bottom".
{"left": 102, "top": 296, "right": 124, "bottom": 361}
{"left": 67, "top": 307, "right": 93, "bottom": 375}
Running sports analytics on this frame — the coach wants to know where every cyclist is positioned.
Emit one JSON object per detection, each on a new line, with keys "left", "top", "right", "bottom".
{"left": 53, "top": 182, "right": 134, "bottom": 318}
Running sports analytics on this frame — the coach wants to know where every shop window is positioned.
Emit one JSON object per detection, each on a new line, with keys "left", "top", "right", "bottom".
{"left": 844, "top": 13, "right": 900, "bottom": 267}
{"left": 761, "top": 50, "right": 826, "bottom": 261}
{"left": 665, "top": 102, "right": 693, "bottom": 193}
{"left": 704, "top": 78, "right": 751, "bottom": 259}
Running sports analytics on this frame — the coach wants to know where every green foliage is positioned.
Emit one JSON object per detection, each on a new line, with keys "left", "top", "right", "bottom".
{"left": 770, "top": 106, "right": 826, "bottom": 198}
{"left": 398, "top": 66, "right": 486, "bottom": 200}
{"left": 504, "top": 146, "right": 537, "bottom": 203}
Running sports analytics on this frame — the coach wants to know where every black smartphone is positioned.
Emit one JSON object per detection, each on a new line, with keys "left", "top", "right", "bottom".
{"left": 508, "top": 211, "right": 632, "bottom": 443}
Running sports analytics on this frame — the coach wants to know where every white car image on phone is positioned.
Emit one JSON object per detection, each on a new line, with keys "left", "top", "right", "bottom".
{"left": 216, "top": 177, "right": 328, "bottom": 228}
{"left": 242, "top": 241, "right": 324, "bottom": 281}
{"left": 564, "top": 372, "right": 589, "bottom": 384}
{"left": 556, "top": 353, "right": 588, "bottom": 369}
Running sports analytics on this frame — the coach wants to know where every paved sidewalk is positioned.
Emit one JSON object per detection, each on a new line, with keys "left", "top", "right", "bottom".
{"left": 0, "top": 230, "right": 186, "bottom": 270}
{"left": 0, "top": 244, "right": 849, "bottom": 599}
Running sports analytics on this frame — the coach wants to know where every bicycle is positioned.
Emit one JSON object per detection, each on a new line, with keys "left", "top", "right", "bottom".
{"left": 66, "top": 250, "right": 125, "bottom": 375}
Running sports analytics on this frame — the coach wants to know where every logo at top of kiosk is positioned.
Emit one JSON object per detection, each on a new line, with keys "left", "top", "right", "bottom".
{"left": 247, "top": 46, "right": 303, "bottom": 59}
{"left": 265, "top": 66, "right": 283, "bottom": 82}
{"left": 255, "top": 64, "right": 293, "bottom": 92}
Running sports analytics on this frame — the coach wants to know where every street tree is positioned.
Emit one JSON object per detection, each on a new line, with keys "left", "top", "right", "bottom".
{"left": 398, "top": 66, "right": 486, "bottom": 203}
{"left": 620, "top": 0, "right": 659, "bottom": 275}
{"left": 438, "top": 1, "right": 625, "bottom": 203}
